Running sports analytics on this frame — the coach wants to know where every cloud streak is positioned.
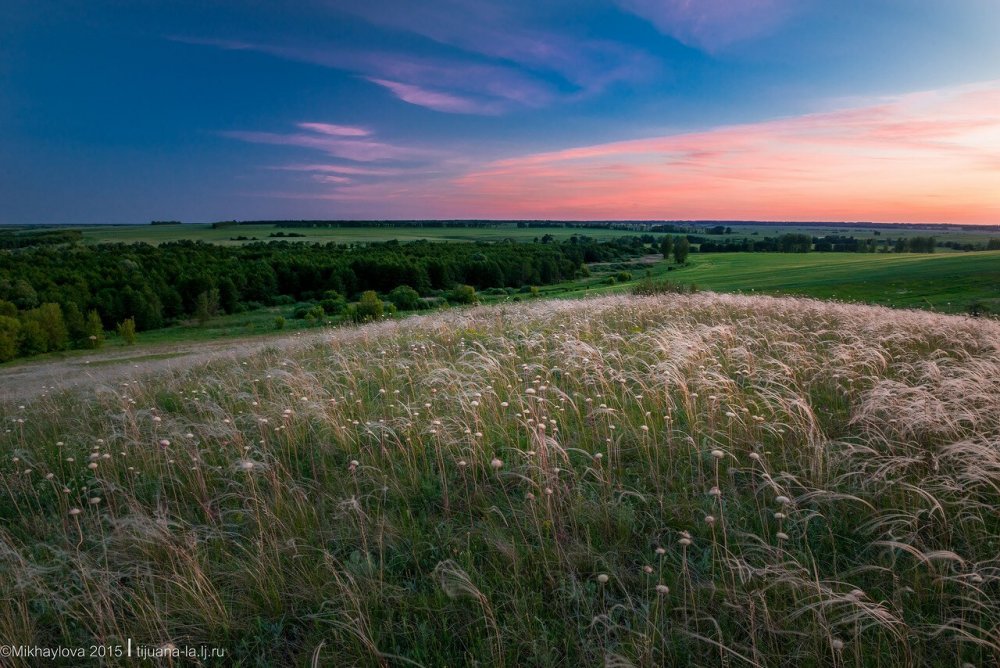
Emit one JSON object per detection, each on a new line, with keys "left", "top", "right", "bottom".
{"left": 615, "top": 0, "right": 800, "bottom": 51}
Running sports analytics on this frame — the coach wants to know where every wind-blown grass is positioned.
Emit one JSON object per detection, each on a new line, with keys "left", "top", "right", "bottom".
{"left": 2, "top": 293, "right": 999, "bottom": 666}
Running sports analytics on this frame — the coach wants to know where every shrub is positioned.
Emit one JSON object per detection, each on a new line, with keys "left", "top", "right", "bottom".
{"left": 85, "top": 309, "right": 104, "bottom": 349}
{"left": 0, "top": 315, "right": 20, "bottom": 361}
{"left": 387, "top": 285, "right": 421, "bottom": 311}
{"left": 116, "top": 317, "right": 137, "bottom": 345}
{"left": 449, "top": 285, "right": 477, "bottom": 305}
{"left": 274, "top": 316, "right": 286, "bottom": 330}
{"left": 352, "top": 291, "right": 384, "bottom": 323}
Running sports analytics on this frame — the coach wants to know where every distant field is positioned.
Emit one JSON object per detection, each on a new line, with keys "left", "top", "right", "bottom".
{"left": 550, "top": 251, "right": 1000, "bottom": 314}
{"left": 59, "top": 221, "right": 1000, "bottom": 247}
{"left": 72, "top": 223, "right": 647, "bottom": 245}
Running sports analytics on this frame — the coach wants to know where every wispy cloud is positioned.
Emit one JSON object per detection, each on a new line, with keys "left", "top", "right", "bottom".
{"left": 174, "top": 2, "right": 657, "bottom": 115}
{"left": 366, "top": 78, "right": 502, "bottom": 115}
{"left": 222, "top": 121, "right": 438, "bottom": 162}
{"left": 615, "top": 0, "right": 799, "bottom": 52}
{"left": 296, "top": 123, "right": 371, "bottom": 137}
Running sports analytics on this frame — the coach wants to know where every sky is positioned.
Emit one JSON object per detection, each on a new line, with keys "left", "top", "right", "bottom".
{"left": 2, "top": 0, "right": 1000, "bottom": 224}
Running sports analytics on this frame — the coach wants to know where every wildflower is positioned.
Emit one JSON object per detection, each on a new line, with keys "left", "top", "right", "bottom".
{"left": 831, "top": 639, "right": 844, "bottom": 651}
{"left": 643, "top": 565, "right": 653, "bottom": 574}
{"left": 457, "top": 460, "right": 467, "bottom": 468}
{"left": 776, "top": 531, "right": 789, "bottom": 541}
{"left": 88, "top": 462, "right": 98, "bottom": 470}
{"left": 46, "top": 473, "right": 55, "bottom": 480}
{"left": 596, "top": 574, "right": 609, "bottom": 584}
{"left": 349, "top": 460, "right": 360, "bottom": 472}
{"left": 704, "top": 515, "right": 716, "bottom": 526}
{"left": 711, "top": 449, "right": 725, "bottom": 459}
{"left": 152, "top": 416, "right": 161, "bottom": 423}
{"left": 491, "top": 458, "right": 503, "bottom": 470}
{"left": 656, "top": 584, "right": 670, "bottom": 595}
{"left": 68, "top": 508, "right": 82, "bottom": 516}
{"left": 238, "top": 460, "right": 255, "bottom": 472}
{"left": 89, "top": 497, "right": 101, "bottom": 505}
{"left": 775, "top": 495, "right": 791, "bottom": 505}
{"left": 708, "top": 486, "right": 721, "bottom": 498}
{"left": 159, "top": 439, "right": 170, "bottom": 448}
{"left": 655, "top": 547, "right": 666, "bottom": 555}
{"left": 774, "top": 512, "right": 785, "bottom": 520}
{"left": 749, "top": 452, "right": 762, "bottom": 461}
{"left": 525, "top": 492, "right": 535, "bottom": 501}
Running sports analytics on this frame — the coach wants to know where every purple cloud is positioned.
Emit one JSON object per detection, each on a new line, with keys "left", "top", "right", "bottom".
{"left": 223, "top": 122, "right": 438, "bottom": 162}
{"left": 296, "top": 123, "right": 371, "bottom": 137}
{"left": 615, "top": 0, "right": 799, "bottom": 51}
{"left": 366, "top": 78, "right": 502, "bottom": 115}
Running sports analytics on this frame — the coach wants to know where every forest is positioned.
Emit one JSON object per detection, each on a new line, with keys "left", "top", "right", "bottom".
{"left": 0, "top": 236, "right": 643, "bottom": 361}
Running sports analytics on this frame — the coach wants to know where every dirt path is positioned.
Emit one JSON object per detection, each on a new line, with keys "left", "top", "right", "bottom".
{"left": 0, "top": 332, "right": 327, "bottom": 404}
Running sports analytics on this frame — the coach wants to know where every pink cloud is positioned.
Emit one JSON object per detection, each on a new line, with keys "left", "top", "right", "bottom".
{"left": 616, "top": 0, "right": 799, "bottom": 51}
{"left": 296, "top": 123, "right": 371, "bottom": 137}
{"left": 272, "top": 164, "right": 406, "bottom": 177}
{"left": 428, "top": 81, "right": 1000, "bottom": 223}
{"left": 366, "top": 78, "right": 502, "bottom": 115}
{"left": 222, "top": 123, "right": 439, "bottom": 162}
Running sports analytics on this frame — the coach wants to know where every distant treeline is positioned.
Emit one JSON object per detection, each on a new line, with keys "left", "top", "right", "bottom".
{"left": 210, "top": 219, "right": 681, "bottom": 232}
{"left": 0, "top": 237, "right": 642, "bottom": 361}
{"left": 0, "top": 229, "right": 83, "bottom": 249}
{"left": 691, "top": 233, "right": 944, "bottom": 253}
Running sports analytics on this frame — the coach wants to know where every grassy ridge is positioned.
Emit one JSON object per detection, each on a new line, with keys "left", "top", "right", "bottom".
{"left": 2, "top": 294, "right": 999, "bottom": 665}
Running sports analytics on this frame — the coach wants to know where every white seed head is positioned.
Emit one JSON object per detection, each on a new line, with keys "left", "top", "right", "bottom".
{"left": 656, "top": 584, "right": 670, "bottom": 595}
{"left": 711, "top": 449, "right": 725, "bottom": 459}
{"left": 596, "top": 574, "right": 609, "bottom": 584}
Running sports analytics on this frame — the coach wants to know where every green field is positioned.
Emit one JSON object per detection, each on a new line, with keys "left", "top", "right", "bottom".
{"left": 540, "top": 250, "right": 1000, "bottom": 314}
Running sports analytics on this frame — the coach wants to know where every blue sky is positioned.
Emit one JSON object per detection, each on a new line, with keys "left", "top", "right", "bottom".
{"left": 2, "top": 0, "right": 999, "bottom": 223}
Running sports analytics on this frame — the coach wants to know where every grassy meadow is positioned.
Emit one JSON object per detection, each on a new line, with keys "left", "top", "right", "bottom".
{"left": 2, "top": 293, "right": 999, "bottom": 666}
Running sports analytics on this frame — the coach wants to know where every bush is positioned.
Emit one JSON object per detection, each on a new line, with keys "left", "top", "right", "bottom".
{"left": 0, "top": 315, "right": 20, "bottom": 361}
{"left": 85, "top": 309, "right": 104, "bottom": 349}
{"left": 387, "top": 285, "right": 421, "bottom": 311}
{"left": 116, "top": 317, "right": 137, "bottom": 345}
{"left": 614, "top": 271, "right": 632, "bottom": 282}
{"left": 319, "top": 291, "right": 347, "bottom": 315}
{"left": 449, "top": 285, "right": 477, "bottom": 305}
{"left": 351, "top": 291, "right": 384, "bottom": 323}
{"left": 274, "top": 316, "right": 286, "bottom": 330}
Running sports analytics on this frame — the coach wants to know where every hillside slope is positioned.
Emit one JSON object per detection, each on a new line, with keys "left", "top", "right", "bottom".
{"left": 2, "top": 294, "right": 999, "bottom": 666}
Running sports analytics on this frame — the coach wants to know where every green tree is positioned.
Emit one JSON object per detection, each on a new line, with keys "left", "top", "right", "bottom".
{"left": 449, "top": 284, "right": 477, "bottom": 304}
{"left": 194, "top": 288, "right": 221, "bottom": 325}
{"left": 387, "top": 285, "right": 421, "bottom": 311}
{"left": 0, "top": 316, "right": 20, "bottom": 361}
{"left": 21, "top": 303, "right": 69, "bottom": 352}
{"left": 117, "top": 317, "right": 137, "bottom": 345}
{"left": 351, "top": 291, "right": 384, "bottom": 323}
{"left": 85, "top": 309, "right": 104, "bottom": 349}
{"left": 659, "top": 236, "right": 673, "bottom": 259}
{"left": 0, "top": 300, "right": 17, "bottom": 317}
{"left": 673, "top": 237, "right": 691, "bottom": 264}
